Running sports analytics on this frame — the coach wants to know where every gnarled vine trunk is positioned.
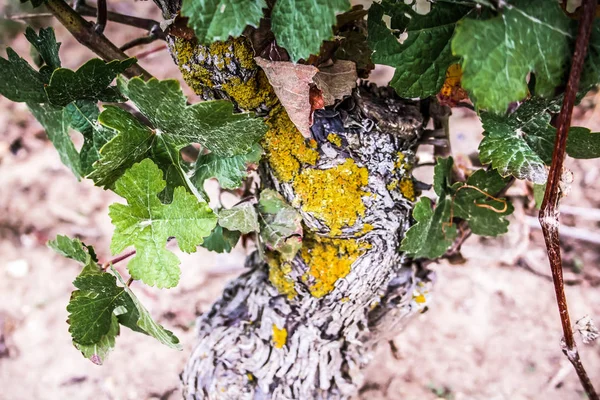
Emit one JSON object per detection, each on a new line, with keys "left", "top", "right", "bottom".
{"left": 156, "top": 3, "right": 434, "bottom": 397}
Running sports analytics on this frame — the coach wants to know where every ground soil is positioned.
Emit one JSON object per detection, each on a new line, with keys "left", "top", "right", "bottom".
{"left": 1, "top": 4, "right": 599, "bottom": 400}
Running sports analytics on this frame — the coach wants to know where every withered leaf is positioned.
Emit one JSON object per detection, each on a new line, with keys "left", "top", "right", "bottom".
{"left": 313, "top": 60, "right": 357, "bottom": 106}
{"left": 256, "top": 58, "right": 357, "bottom": 138}
{"left": 255, "top": 58, "right": 317, "bottom": 138}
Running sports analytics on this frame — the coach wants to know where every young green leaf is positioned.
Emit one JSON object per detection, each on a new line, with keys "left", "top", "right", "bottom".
{"left": 45, "top": 58, "right": 136, "bottom": 107}
{"left": 74, "top": 314, "right": 120, "bottom": 365}
{"left": 113, "top": 268, "right": 181, "bottom": 349}
{"left": 181, "top": 0, "right": 266, "bottom": 44}
{"left": 478, "top": 97, "right": 561, "bottom": 184}
{"left": 400, "top": 196, "right": 457, "bottom": 259}
{"left": 271, "top": 0, "right": 350, "bottom": 62}
{"left": 67, "top": 267, "right": 130, "bottom": 346}
{"left": 451, "top": 169, "right": 514, "bottom": 236}
{"left": 566, "top": 127, "right": 600, "bottom": 159}
{"left": 24, "top": 26, "right": 61, "bottom": 73}
{"left": 258, "top": 189, "right": 303, "bottom": 261}
{"left": 368, "top": 0, "right": 471, "bottom": 98}
{"left": 0, "top": 48, "right": 46, "bottom": 103}
{"left": 28, "top": 103, "right": 83, "bottom": 179}
{"left": 88, "top": 105, "right": 155, "bottom": 187}
{"left": 218, "top": 202, "right": 259, "bottom": 234}
{"left": 401, "top": 158, "right": 457, "bottom": 258}
{"left": 65, "top": 100, "right": 116, "bottom": 175}
{"left": 117, "top": 77, "right": 266, "bottom": 157}
{"left": 48, "top": 235, "right": 91, "bottom": 263}
{"left": 201, "top": 226, "right": 241, "bottom": 253}
{"left": 192, "top": 144, "right": 262, "bottom": 191}
{"left": 109, "top": 159, "right": 217, "bottom": 288}
{"left": 401, "top": 158, "right": 513, "bottom": 259}
{"left": 452, "top": 0, "right": 572, "bottom": 113}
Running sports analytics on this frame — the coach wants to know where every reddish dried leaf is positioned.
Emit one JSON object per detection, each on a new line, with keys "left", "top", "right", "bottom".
{"left": 313, "top": 60, "right": 357, "bottom": 106}
{"left": 255, "top": 58, "right": 318, "bottom": 138}
{"left": 256, "top": 58, "right": 358, "bottom": 137}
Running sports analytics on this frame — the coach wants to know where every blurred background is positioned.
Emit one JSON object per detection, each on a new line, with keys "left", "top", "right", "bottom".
{"left": 0, "top": 1, "right": 599, "bottom": 399}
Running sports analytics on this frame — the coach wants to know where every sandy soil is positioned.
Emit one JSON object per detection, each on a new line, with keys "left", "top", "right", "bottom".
{"left": 1, "top": 4, "right": 600, "bottom": 400}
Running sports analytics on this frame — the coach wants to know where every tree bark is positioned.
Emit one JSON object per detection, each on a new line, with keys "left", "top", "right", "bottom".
{"left": 164, "top": 29, "right": 433, "bottom": 400}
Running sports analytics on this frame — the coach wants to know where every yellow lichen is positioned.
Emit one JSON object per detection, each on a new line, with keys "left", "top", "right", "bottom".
{"left": 221, "top": 72, "right": 277, "bottom": 110}
{"left": 293, "top": 159, "right": 369, "bottom": 236}
{"left": 272, "top": 324, "right": 287, "bottom": 349}
{"left": 327, "top": 133, "right": 343, "bottom": 147}
{"left": 267, "top": 254, "right": 296, "bottom": 299}
{"left": 399, "top": 177, "right": 416, "bottom": 201}
{"left": 361, "top": 223, "right": 374, "bottom": 234}
{"left": 387, "top": 179, "right": 398, "bottom": 191}
{"left": 262, "top": 107, "right": 319, "bottom": 182}
{"left": 301, "top": 234, "right": 367, "bottom": 298}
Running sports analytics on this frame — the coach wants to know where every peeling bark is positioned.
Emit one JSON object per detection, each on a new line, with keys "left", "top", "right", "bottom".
{"left": 166, "top": 33, "right": 433, "bottom": 399}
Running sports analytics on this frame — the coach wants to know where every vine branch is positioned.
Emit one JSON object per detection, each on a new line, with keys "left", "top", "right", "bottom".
{"left": 45, "top": 0, "right": 152, "bottom": 80}
{"left": 538, "top": 0, "right": 598, "bottom": 398}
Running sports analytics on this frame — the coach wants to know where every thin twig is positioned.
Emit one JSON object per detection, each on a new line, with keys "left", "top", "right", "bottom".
{"left": 120, "top": 33, "right": 161, "bottom": 52}
{"left": 45, "top": 0, "right": 152, "bottom": 80}
{"left": 101, "top": 249, "right": 136, "bottom": 271}
{"left": 72, "top": 0, "right": 164, "bottom": 35}
{"left": 538, "top": 0, "right": 598, "bottom": 398}
{"left": 94, "top": 0, "right": 107, "bottom": 34}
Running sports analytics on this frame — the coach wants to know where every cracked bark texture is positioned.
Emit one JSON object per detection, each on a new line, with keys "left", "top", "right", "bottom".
{"left": 165, "top": 33, "right": 433, "bottom": 399}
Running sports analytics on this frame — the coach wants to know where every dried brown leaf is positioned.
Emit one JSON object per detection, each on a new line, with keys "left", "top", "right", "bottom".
{"left": 256, "top": 58, "right": 357, "bottom": 138}
{"left": 313, "top": 60, "right": 358, "bottom": 106}
{"left": 255, "top": 58, "right": 318, "bottom": 138}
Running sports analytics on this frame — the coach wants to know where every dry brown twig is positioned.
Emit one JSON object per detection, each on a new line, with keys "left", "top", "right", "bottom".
{"left": 538, "top": 0, "right": 599, "bottom": 398}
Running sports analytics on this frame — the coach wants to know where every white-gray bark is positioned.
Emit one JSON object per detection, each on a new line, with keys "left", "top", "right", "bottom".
{"left": 180, "top": 86, "right": 434, "bottom": 399}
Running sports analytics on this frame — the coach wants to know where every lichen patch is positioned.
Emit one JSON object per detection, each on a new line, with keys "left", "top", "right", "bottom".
{"left": 293, "top": 159, "right": 369, "bottom": 236}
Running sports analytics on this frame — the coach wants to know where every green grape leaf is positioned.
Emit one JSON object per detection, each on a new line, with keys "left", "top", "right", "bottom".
{"left": 45, "top": 58, "right": 136, "bottom": 107}
{"left": 218, "top": 202, "right": 259, "bottom": 234}
{"left": 28, "top": 102, "right": 82, "bottom": 179}
{"left": 67, "top": 266, "right": 130, "bottom": 346}
{"left": 368, "top": 1, "right": 471, "bottom": 98}
{"left": 271, "top": 0, "right": 350, "bottom": 62}
{"left": 181, "top": 0, "right": 266, "bottom": 44}
{"left": 88, "top": 105, "right": 155, "bottom": 187}
{"left": 48, "top": 235, "right": 92, "bottom": 263}
{"left": 566, "top": 127, "right": 600, "bottom": 159}
{"left": 192, "top": 144, "right": 262, "bottom": 191}
{"left": 401, "top": 158, "right": 512, "bottom": 258}
{"left": 400, "top": 196, "right": 456, "bottom": 259}
{"left": 113, "top": 268, "right": 181, "bottom": 349}
{"left": 0, "top": 48, "right": 46, "bottom": 103}
{"left": 401, "top": 158, "right": 457, "bottom": 258}
{"left": 258, "top": 189, "right": 303, "bottom": 261}
{"left": 117, "top": 77, "right": 266, "bottom": 157}
{"left": 65, "top": 100, "right": 116, "bottom": 175}
{"left": 451, "top": 169, "right": 514, "bottom": 236}
{"left": 452, "top": 0, "right": 572, "bottom": 113}
{"left": 201, "top": 226, "right": 241, "bottom": 253}
{"left": 74, "top": 314, "right": 120, "bottom": 365}
{"left": 24, "top": 26, "right": 61, "bottom": 73}
{"left": 109, "top": 159, "right": 217, "bottom": 288}
{"left": 479, "top": 97, "right": 562, "bottom": 184}
{"left": 52, "top": 236, "right": 179, "bottom": 361}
